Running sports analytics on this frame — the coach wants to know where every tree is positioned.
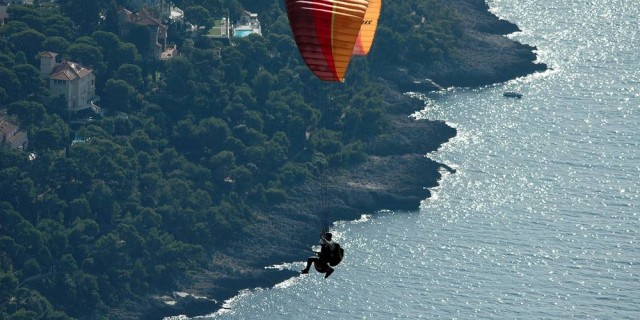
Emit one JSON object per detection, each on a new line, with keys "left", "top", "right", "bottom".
{"left": 207, "top": 0, "right": 226, "bottom": 17}
{"left": 235, "top": 36, "right": 269, "bottom": 79}
{"left": 198, "top": 117, "right": 231, "bottom": 151}
{"left": 5, "top": 5, "right": 39, "bottom": 21}
{"left": 30, "top": 115, "right": 70, "bottom": 151}
{"left": 14, "top": 51, "right": 27, "bottom": 65}
{"left": 59, "top": 253, "right": 78, "bottom": 273}
{"left": 184, "top": 5, "right": 212, "bottom": 28}
{"left": 279, "top": 162, "right": 311, "bottom": 186}
{"left": 164, "top": 56, "right": 195, "bottom": 97}
{"left": 87, "top": 180, "right": 116, "bottom": 225}
{"left": 74, "top": 35, "right": 99, "bottom": 47}
{"left": 103, "top": 79, "right": 136, "bottom": 113}
{"left": 17, "top": 13, "right": 44, "bottom": 32}
{"left": 0, "top": 273, "right": 19, "bottom": 302}
{"left": 7, "top": 101, "right": 46, "bottom": 127}
{"left": 8, "top": 29, "right": 46, "bottom": 63}
{"left": 252, "top": 69, "right": 276, "bottom": 105}
{"left": 22, "top": 258, "right": 41, "bottom": 277}
{"left": 243, "top": 110, "right": 264, "bottom": 132}
{"left": 0, "top": 168, "right": 36, "bottom": 215}
{"left": 12, "top": 64, "right": 41, "bottom": 97}
{"left": 115, "top": 64, "right": 144, "bottom": 90}
{"left": 0, "top": 53, "right": 16, "bottom": 68}
{"left": 136, "top": 207, "right": 162, "bottom": 230}
{"left": 0, "top": 67, "right": 20, "bottom": 103}
{"left": 130, "top": 129, "right": 154, "bottom": 152}
{"left": 0, "top": 147, "right": 27, "bottom": 169}
{"left": 58, "top": 0, "right": 102, "bottom": 33}
{"left": 35, "top": 219, "right": 68, "bottom": 257}
{"left": 1, "top": 21, "right": 30, "bottom": 35}
{"left": 67, "top": 43, "right": 104, "bottom": 70}
{"left": 91, "top": 31, "right": 120, "bottom": 57}
{"left": 220, "top": 46, "right": 246, "bottom": 84}
{"left": 70, "top": 273, "right": 103, "bottom": 316}
{"left": 127, "top": 24, "right": 152, "bottom": 59}
{"left": 114, "top": 42, "right": 141, "bottom": 67}
{"left": 69, "top": 198, "right": 94, "bottom": 221}
{"left": 43, "top": 36, "right": 71, "bottom": 54}
{"left": 208, "top": 150, "right": 236, "bottom": 180}
{"left": 42, "top": 14, "right": 75, "bottom": 39}
{"left": 7, "top": 288, "right": 52, "bottom": 319}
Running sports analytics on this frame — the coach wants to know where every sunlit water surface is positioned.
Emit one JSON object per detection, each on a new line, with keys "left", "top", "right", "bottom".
{"left": 187, "top": 0, "right": 639, "bottom": 318}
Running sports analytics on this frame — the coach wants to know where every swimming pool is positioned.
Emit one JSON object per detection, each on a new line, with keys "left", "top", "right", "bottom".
{"left": 233, "top": 29, "right": 255, "bottom": 37}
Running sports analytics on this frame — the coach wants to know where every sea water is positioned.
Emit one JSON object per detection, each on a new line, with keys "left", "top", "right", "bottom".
{"left": 192, "top": 0, "right": 640, "bottom": 318}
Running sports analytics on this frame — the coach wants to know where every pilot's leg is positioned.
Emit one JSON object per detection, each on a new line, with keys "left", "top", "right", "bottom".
{"left": 301, "top": 257, "right": 318, "bottom": 274}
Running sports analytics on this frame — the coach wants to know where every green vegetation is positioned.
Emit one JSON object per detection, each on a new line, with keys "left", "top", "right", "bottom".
{"left": 207, "top": 20, "right": 224, "bottom": 37}
{"left": 0, "top": 0, "right": 458, "bottom": 318}
{"left": 375, "top": 0, "right": 460, "bottom": 68}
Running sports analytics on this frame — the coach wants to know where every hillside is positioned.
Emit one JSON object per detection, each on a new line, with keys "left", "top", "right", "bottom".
{"left": 0, "top": 0, "right": 545, "bottom": 319}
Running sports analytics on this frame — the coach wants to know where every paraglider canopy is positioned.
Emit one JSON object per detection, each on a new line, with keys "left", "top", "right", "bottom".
{"left": 285, "top": 0, "right": 370, "bottom": 82}
{"left": 353, "top": 0, "right": 382, "bottom": 56}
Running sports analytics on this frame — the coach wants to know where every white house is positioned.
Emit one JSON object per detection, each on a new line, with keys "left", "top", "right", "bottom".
{"left": 39, "top": 52, "right": 100, "bottom": 114}
{"left": 233, "top": 10, "right": 262, "bottom": 38}
{"left": 170, "top": 5, "right": 184, "bottom": 23}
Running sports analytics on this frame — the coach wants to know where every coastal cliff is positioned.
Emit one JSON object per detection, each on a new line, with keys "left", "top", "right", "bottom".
{"left": 148, "top": 0, "right": 547, "bottom": 318}
{"left": 382, "top": 0, "right": 546, "bottom": 91}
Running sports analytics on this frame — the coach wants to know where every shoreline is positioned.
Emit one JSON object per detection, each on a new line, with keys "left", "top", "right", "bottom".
{"left": 149, "top": 99, "right": 457, "bottom": 320}
{"left": 140, "top": 0, "right": 548, "bottom": 318}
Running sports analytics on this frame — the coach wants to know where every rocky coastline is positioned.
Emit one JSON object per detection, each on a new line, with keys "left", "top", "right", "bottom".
{"left": 141, "top": 98, "right": 457, "bottom": 320}
{"left": 139, "top": 0, "right": 548, "bottom": 318}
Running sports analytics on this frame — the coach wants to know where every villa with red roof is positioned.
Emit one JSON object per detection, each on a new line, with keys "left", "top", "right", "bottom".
{"left": 39, "top": 52, "right": 100, "bottom": 114}
{"left": 0, "top": 110, "right": 28, "bottom": 150}
{"left": 118, "top": 7, "right": 176, "bottom": 60}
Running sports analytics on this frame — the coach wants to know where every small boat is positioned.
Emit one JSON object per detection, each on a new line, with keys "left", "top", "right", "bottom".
{"left": 503, "top": 91, "right": 523, "bottom": 99}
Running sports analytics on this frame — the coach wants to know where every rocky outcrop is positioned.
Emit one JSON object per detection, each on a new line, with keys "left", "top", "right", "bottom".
{"left": 424, "top": 0, "right": 547, "bottom": 87}
{"left": 383, "top": 0, "right": 547, "bottom": 91}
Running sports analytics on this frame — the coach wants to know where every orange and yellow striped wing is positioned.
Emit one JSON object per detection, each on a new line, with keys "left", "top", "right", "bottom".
{"left": 353, "top": 0, "right": 381, "bottom": 56}
{"left": 286, "top": 0, "right": 370, "bottom": 81}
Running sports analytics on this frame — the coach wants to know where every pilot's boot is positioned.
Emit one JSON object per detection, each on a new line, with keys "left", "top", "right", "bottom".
{"left": 324, "top": 267, "right": 334, "bottom": 279}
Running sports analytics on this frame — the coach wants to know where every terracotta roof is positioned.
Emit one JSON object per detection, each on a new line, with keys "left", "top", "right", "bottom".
{"left": 51, "top": 70, "right": 76, "bottom": 81}
{"left": 0, "top": 115, "right": 18, "bottom": 140}
{"left": 117, "top": 8, "right": 133, "bottom": 24}
{"left": 40, "top": 51, "right": 58, "bottom": 58}
{"left": 134, "top": 8, "right": 167, "bottom": 29}
{"left": 0, "top": 122, "right": 17, "bottom": 136}
{"left": 8, "top": 130, "right": 27, "bottom": 146}
{"left": 50, "top": 61, "right": 93, "bottom": 81}
{"left": 117, "top": 7, "right": 167, "bottom": 30}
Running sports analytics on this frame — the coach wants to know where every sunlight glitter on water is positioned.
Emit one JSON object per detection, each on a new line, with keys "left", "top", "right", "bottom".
{"left": 190, "top": 1, "right": 640, "bottom": 319}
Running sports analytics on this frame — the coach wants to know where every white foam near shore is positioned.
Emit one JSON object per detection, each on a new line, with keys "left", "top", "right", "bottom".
{"left": 264, "top": 262, "right": 304, "bottom": 271}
